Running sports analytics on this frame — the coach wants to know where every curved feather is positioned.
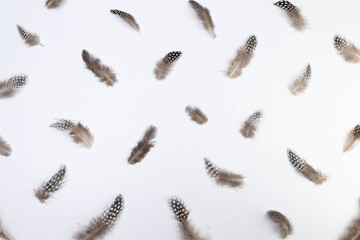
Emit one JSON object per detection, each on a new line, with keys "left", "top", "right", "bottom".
{"left": 110, "top": 9, "right": 140, "bottom": 32}
{"left": 267, "top": 210, "right": 293, "bottom": 239}
{"left": 189, "top": 0, "right": 216, "bottom": 39}
{"left": 274, "top": 1, "right": 307, "bottom": 31}
{"left": 154, "top": 51, "right": 182, "bottom": 80}
{"left": 240, "top": 110, "right": 262, "bottom": 139}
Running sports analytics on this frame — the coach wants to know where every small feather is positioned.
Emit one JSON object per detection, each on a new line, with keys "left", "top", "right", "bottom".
{"left": 0, "top": 75, "right": 27, "bottom": 99}
{"left": 274, "top": 1, "right": 307, "bottom": 31}
{"left": 344, "top": 125, "right": 360, "bottom": 153}
{"left": 267, "top": 210, "right": 293, "bottom": 239}
{"left": 185, "top": 106, "right": 208, "bottom": 125}
{"left": 154, "top": 51, "right": 182, "bottom": 80}
{"left": 110, "top": 9, "right": 140, "bottom": 32}
{"left": 240, "top": 110, "right": 262, "bottom": 139}
{"left": 0, "top": 219, "right": 15, "bottom": 240}
{"left": 128, "top": 125, "right": 157, "bottom": 165}
{"left": 290, "top": 64, "right": 311, "bottom": 95}
{"left": 17, "top": 25, "right": 43, "bottom": 47}
{"left": 189, "top": 0, "right": 216, "bottom": 39}
{"left": 334, "top": 35, "right": 360, "bottom": 63}
{"left": 45, "top": 0, "right": 65, "bottom": 9}
{"left": 0, "top": 136, "right": 12, "bottom": 157}
{"left": 340, "top": 212, "right": 360, "bottom": 240}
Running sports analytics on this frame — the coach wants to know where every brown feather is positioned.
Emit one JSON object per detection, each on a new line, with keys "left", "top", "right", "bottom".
{"left": 82, "top": 50, "right": 117, "bottom": 86}
{"left": 0, "top": 75, "right": 27, "bottom": 99}
{"left": 185, "top": 106, "right": 208, "bottom": 125}
{"left": 189, "top": 0, "right": 216, "bottom": 39}
{"left": 340, "top": 213, "right": 360, "bottom": 240}
{"left": 70, "top": 123, "right": 94, "bottom": 149}
{"left": 290, "top": 64, "right": 311, "bottom": 95}
{"left": 274, "top": 1, "right": 307, "bottom": 31}
{"left": 335, "top": 36, "right": 360, "bottom": 63}
{"left": 128, "top": 126, "right": 157, "bottom": 165}
{"left": 0, "top": 220, "right": 14, "bottom": 240}
{"left": 344, "top": 125, "right": 360, "bottom": 153}
{"left": 110, "top": 10, "right": 140, "bottom": 32}
{"left": 179, "top": 221, "right": 209, "bottom": 240}
{"left": 0, "top": 136, "right": 12, "bottom": 157}
{"left": 17, "top": 25, "right": 43, "bottom": 47}
{"left": 267, "top": 210, "right": 293, "bottom": 239}
{"left": 240, "top": 110, "right": 262, "bottom": 139}
{"left": 45, "top": 0, "right": 65, "bottom": 9}
{"left": 154, "top": 51, "right": 182, "bottom": 80}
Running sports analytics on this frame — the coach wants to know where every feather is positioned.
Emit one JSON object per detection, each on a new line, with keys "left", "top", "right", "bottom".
{"left": 267, "top": 210, "right": 293, "bottom": 239}
{"left": 45, "top": 0, "right": 65, "bottom": 9}
{"left": 74, "top": 194, "right": 124, "bottom": 240}
{"left": 50, "top": 119, "right": 94, "bottom": 148}
{"left": 188, "top": 1, "right": 216, "bottom": 39}
{"left": 128, "top": 125, "right": 157, "bottom": 165}
{"left": 0, "top": 220, "right": 15, "bottom": 240}
{"left": 287, "top": 149, "right": 327, "bottom": 184}
{"left": 169, "top": 197, "right": 209, "bottom": 240}
{"left": 334, "top": 35, "right": 360, "bottom": 63}
{"left": 290, "top": 64, "right": 311, "bottom": 95}
{"left": 274, "top": 1, "right": 307, "bottom": 31}
{"left": 34, "top": 165, "right": 66, "bottom": 203}
{"left": 82, "top": 50, "right": 117, "bottom": 86}
{"left": 154, "top": 51, "right": 182, "bottom": 80}
{"left": 204, "top": 158, "right": 244, "bottom": 188}
{"left": 0, "top": 75, "right": 27, "bottom": 99}
{"left": 0, "top": 136, "right": 12, "bottom": 157}
{"left": 340, "top": 212, "right": 360, "bottom": 240}
{"left": 344, "top": 125, "right": 360, "bottom": 153}
{"left": 16, "top": 25, "right": 43, "bottom": 47}
{"left": 110, "top": 9, "right": 140, "bottom": 32}
{"left": 185, "top": 106, "right": 208, "bottom": 125}
{"left": 240, "top": 110, "right": 262, "bottom": 139}
{"left": 226, "top": 35, "right": 257, "bottom": 79}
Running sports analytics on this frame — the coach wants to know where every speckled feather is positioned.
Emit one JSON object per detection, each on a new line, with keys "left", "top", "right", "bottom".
{"left": 274, "top": 1, "right": 307, "bottom": 31}
{"left": 334, "top": 36, "right": 360, "bottom": 63}
{"left": 0, "top": 75, "right": 27, "bottom": 99}
{"left": 154, "top": 51, "right": 182, "bottom": 80}
{"left": 240, "top": 110, "right": 262, "bottom": 139}
{"left": 185, "top": 106, "right": 208, "bottom": 125}
{"left": 290, "top": 64, "right": 311, "bottom": 95}
{"left": 17, "top": 25, "right": 43, "bottom": 46}
{"left": 110, "top": 9, "right": 140, "bottom": 32}
{"left": 267, "top": 210, "right": 293, "bottom": 239}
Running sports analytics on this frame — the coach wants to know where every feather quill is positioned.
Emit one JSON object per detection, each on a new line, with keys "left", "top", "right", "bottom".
{"left": 0, "top": 136, "right": 12, "bottom": 157}
{"left": 226, "top": 35, "right": 257, "bottom": 79}
{"left": 189, "top": 1, "right": 216, "bottom": 39}
{"left": 169, "top": 197, "right": 209, "bottom": 240}
{"left": 287, "top": 149, "right": 327, "bottom": 184}
{"left": 334, "top": 35, "right": 360, "bottom": 63}
{"left": 74, "top": 194, "right": 124, "bottom": 240}
{"left": 240, "top": 110, "right": 262, "bottom": 139}
{"left": 45, "top": 0, "right": 65, "bottom": 9}
{"left": 0, "top": 220, "right": 15, "bottom": 240}
{"left": 204, "top": 158, "right": 244, "bottom": 188}
{"left": 343, "top": 125, "right": 360, "bottom": 153}
{"left": 50, "top": 119, "right": 94, "bottom": 148}
{"left": 17, "top": 25, "right": 43, "bottom": 47}
{"left": 34, "top": 165, "right": 66, "bottom": 203}
{"left": 82, "top": 50, "right": 117, "bottom": 86}
{"left": 154, "top": 51, "right": 182, "bottom": 80}
{"left": 267, "top": 210, "right": 293, "bottom": 239}
{"left": 185, "top": 106, "right": 208, "bottom": 125}
{"left": 274, "top": 1, "right": 307, "bottom": 31}
{"left": 290, "top": 64, "right": 311, "bottom": 95}
{"left": 128, "top": 125, "right": 157, "bottom": 165}
{"left": 110, "top": 9, "right": 140, "bottom": 32}
{"left": 0, "top": 75, "right": 27, "bottom": 99}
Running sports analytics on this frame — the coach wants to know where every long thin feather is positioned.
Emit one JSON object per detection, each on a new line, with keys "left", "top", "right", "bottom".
{"left": 287, "top": 149, "right": 327, "bottom": 184}
{"left": 189, "top": 1, "right": 216, "bottom": 39}
{"left": 0, "top": 136, "right": 12, "bottom": 157}
{"left": 185, "top": 106, "right": 208, "bottom": 125}
{"left": 274, "top": 1, "right": 307, "bottom": 31}
{"left": 82, "top": 50, "right": 117, "bottom": 86}
{"left": 0, "top": 75, "right": 27, "bottom": 99}
{"left": 204, "top": 158, "right": 244, "bottom": 188}
{"left": 34, "top": 165, "right": 66, "bottom": 203}
{"left": 128, "top": 125, "right": 157, "bottom": 165}
{"left": 154, "top": 51, "right": 182, "bottom": 80}
{"left": 344, "top": 125, "right": 360, "bottom": 153}
{"left": 240, "top": 110, "right": 262, "bottom": 139}
{"left": 0, "top": 220, "right": 15, "bottom": 240}
{"left": 17, "top": 25, "right": 43, "bottom": 47}
{"left": 74, "top": 195, "right": 124, "bottom": 240}
{"left": 110, "top": 9, "right": 140, "bottom": 32}
{"left": 334, "top": 36, "right": 360, "bottom": 63}
{"left": 45, "top": 0, "right": 65, "bottom": 9}
{"left": 226, "top": 35, "right": 257, "bottom": 79}
{"left": 267, "top": 210, "right": 293, "bottom": 239}
{"left": 290, "top": 64, "right": 311, "bottom": 95}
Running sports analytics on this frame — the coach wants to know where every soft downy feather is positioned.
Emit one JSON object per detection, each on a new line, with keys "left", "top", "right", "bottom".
{"left": 204, "top": 158, "right": 244, "bottom": 188}
{"left": 128, "top": 125, "right": 157, "bottom": 165}
{"left": 34, "top": 165, "right": 66, "bottom": 203}
{"left": 188, "top": 0, "right": 216, "bottom": 39}
{"left": 240, "top": 110, "right": 262, "bottom": 139}
{"left": 185, "top": 106, "right": 208, "bottom": 125}
{"left": 267, "top": 210, "right": 293, "bottom": 239}
{"left": 0, "top": 136, "right": 12, "bottom": 157}
{"left": 50, "top": 119, "right": 94, "bottom": 148}
{"left": 226, "top": 35, "right": 257, "bottom": 79}
{"left": 274, "top": 1, "right": 307, "bottom": 31}
{"left": 110, "top": 9, "right": 140, "bottom": 32}
{"left": 17, "top": 25, "right": 43, "bottom": 47}
{"left": 343, "top": 125, "right": 360, "bottom": 153}
{"left": 0, "top": 220, "right": 15, "bottom": 240}
{"left": 74, "top": 195, "right": 124, "bottom": 240}
{"left": 340, "top": 208, "right": 360, "bottom": 240}
{"left": 45, "top": 0, "right": 65, "bottom": 9}
{"left": 287, "top": 149, "right": 327, "bottom": 184}
{"left": 169, "top": 197, "right": 209, "bottom": 240}
{"left": 0, "top": 75, "right": 27, "bottom": 99}
{"left": 290, "top": 64, "right": 311, "bottom": 95}
{"left": 154, "top": 51, "right": 182, "bottom": 80}
{"left": 82, "top": 50, "right": 117, "bottom": 86}
{"left": 334, "top": 35, "right": 360, "bottom": 63}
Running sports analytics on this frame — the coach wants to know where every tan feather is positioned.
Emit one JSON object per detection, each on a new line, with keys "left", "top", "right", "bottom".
{"left": 110, "top": 9, "right": 140, "bottom": 32}
{"left": 290, "top": 64, "right": 311, "bottom": 95}
{"left": 0, "top": 75, "right": 27, "bottom": 99}
{"left": 240, "top": 110, "right": 262, "bottom": 139}
{"left": 154, "top": 51, "right": 182, "bottom": 80}
{"left": 0, "top": 136, "right": 12, "bottom": 157}
{"left": 17, "top": 25, "right": 43, "bottom": 47}
{"left": 82, "top": 50, "right": 117, "bottom": 86}
{"left": 267, "top": 210, "right": 293, "bottom": 239}
{"left": 344, "top": 125, "right": 360, "bottom": 153}
{"left": 335, "top": 36, "right": 360, "bottom": 63}
{"left": 340, "top": 212, "right": 360, "bottom": 240}
{"left": 185, "top": 106, "right": 208, "bottom": 125}
{"left": 128, "top": 125, "right": 157, "bottom": 165}
{"left": 45, "top": 0, "right": 65, "bottom": 9}
{"left": 274, "top": 1, "right": 307, "bottom": 31}
{"left": 0, "top": 220, "right": 15, "bottom": 240}
{"left": 226, "top": 35, "right": 257, "bottom": 79}
{"left": 189, "top": 0, "right": 216, "bottom": 39}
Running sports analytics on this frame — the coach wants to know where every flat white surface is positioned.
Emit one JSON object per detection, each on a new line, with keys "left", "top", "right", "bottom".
{"left": 1, "top": 0, "right": 360, "bottom": 239}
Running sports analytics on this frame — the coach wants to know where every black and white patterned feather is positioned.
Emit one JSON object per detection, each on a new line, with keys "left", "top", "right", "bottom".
{"left": 110, "top": 9, "right": 140, "bottom": 32}
{"left": 274, "top": 1, "right": 307, "bottom": 31}
{"left": 154, "top": 51, "right": 182, "bottom": 80}
{"left": 0, "top": 75, "right": 27, "bottom": 99}
{"left": 17, "top": 25, "right": 43, "bottom": 47}
{"left": 334, "top": 35, "right": 360, "bottom": 63}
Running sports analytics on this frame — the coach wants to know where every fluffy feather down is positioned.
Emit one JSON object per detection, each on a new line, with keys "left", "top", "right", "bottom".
{"left": 0, "top": 75, "right": 27, "bottom": 99}
{"left": 154, "top": 51, "right": 182, "bottom": 80}
{"left": 110, "top": 9, "right": 140, "bottom": 32}
{"left": 128, "top": 125, "right": 157, "bottom": 165}
{"left": 45, "top": 0, "right": 65, "bottom": 9}
{"left": 267, "top": 210, "right": 293, "bottom": 239}
{"left": 185, "top": 106, "right": 208, "bottom": 125}
{"left": 274, "top": 1, "right": 307, "bottom": 31}
{"left": 189, "top": 0, "right": 216, "bottom": 39}
{"left": 290, "top": 64, "right": 311, "bottom": 95}
{"left": 334, "top": 36, "right": 360, "bottom": 63}
{"left": 0, "top": 136, "right": 12, "bottom": 157}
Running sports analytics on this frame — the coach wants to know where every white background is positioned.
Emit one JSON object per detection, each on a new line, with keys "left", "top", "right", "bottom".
{"left": 1, "top": 0, "right": 360, "bottom": 239}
